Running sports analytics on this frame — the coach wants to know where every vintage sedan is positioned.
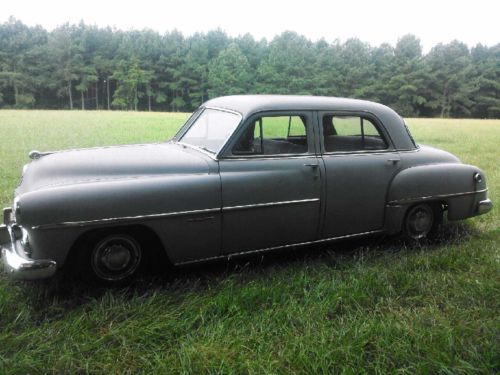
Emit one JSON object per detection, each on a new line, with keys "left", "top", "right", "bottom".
{"left": 0, "top": 95, "right": 493, "bottom": 282}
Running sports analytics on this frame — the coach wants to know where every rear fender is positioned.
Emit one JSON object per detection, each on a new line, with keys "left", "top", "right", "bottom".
{"left": 385, "top": 163, "right": 488, "bottom": 232}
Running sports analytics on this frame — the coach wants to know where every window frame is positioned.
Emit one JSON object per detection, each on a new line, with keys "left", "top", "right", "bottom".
{"left": 318, "top": 111, "right": 394, "bottom": 155}
{"left": 220, "top": 110, "right": 316, "bottom": 159}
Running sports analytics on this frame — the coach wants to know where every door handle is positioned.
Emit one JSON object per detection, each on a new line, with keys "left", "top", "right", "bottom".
{"left": 387, "top": 159, "right": 400, "bottom": 165}
{"left": 304, "top": 163, "right": 319, "bottom": 168}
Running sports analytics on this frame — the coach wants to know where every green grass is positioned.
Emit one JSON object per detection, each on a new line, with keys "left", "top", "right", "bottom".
{"left": 0, "top": 110, "right": 499, "bottom": 374}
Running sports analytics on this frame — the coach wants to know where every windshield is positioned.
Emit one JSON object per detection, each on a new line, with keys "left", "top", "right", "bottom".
{"left": 179, "top": 108, "right": 241, "bottom": 153}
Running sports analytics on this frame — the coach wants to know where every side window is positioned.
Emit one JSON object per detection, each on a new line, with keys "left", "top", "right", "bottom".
{"left": 322, "top": 115, "right": 387, "bottom": 152}
{"left": 287, "top": 116, "right": 307, "bottom": 137}
{"left": 233, "top": 115, "right": 308, "bottom": 155}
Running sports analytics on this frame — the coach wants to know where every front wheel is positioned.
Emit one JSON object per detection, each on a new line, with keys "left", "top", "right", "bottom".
{"left": 403, "top": 203, "right": 442, "bottom": 241}
{"left": 90, "top": 234, "right": 142, "bottom": 282}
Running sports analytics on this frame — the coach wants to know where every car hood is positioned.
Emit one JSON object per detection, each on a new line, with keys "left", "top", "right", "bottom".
{"left": 16, "top": 142, "right": 211, "bottom": 195}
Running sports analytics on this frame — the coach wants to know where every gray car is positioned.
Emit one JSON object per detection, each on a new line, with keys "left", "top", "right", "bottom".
{"left": 0, "top": 95, "right": 493, "bottom": 282}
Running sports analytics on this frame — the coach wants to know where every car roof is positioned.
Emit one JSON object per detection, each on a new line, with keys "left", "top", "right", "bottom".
{"left": 204, "top": 95, "right": 388, "bottom": 117}
{"left": 201, "top": 95, "right": 416, "bottom": 151}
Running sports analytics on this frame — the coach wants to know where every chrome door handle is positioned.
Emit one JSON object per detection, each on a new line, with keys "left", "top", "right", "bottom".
{"left": 387, "top": 159, "right": 400, "bottom": 164}
{"left": 304, "top": 163, "right": 319, "bottom": 168}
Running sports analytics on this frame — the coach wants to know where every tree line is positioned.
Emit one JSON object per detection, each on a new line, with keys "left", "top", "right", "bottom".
{"left": 0, "top": 17, "right": 498, "bottom": 117}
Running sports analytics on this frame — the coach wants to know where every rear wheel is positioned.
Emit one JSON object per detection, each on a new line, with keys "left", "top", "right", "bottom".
{"left": 403, "top": 203, "right": 442, "bottom": 241}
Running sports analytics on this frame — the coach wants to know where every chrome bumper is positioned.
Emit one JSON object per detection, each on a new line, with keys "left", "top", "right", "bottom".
{"left": 477, "top": 199, "right": 493, "bottom": 215}
{"left": 1, "top": 209, "right": 57, "bottom": 280}
{"left": 1, "top": 241, "right": 57, "bottom": 280}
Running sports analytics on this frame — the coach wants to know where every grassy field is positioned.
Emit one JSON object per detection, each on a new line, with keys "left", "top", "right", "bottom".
{"left": 0, "top": 110, "right": 498, "bottom": 374}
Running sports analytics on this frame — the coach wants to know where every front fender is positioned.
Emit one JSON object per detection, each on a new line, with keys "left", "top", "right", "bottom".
{"left": 14, "top": 173, "right": 222, "bottom": 266}
{"left": 17, "top": 174, "right": 221, "bottom": 228}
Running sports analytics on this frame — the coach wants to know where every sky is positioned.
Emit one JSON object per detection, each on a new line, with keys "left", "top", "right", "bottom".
{"left": 2, "top": 0, "right": 499, "bottom": 52}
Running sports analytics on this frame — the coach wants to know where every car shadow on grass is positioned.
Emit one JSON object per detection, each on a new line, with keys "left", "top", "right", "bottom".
{"left": 14, "top": 220, "right": 479, "bottom": 321}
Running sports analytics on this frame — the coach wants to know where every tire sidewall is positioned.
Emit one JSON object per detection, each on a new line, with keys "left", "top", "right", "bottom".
{"left": 90, "top": 234, "right": 142, "bottom": 282}
{"left": 403, "top": 203, "right": 442, "bottom": 242}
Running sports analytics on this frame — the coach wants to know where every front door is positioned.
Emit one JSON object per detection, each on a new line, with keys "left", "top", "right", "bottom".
{"left": 219, "top": 111, "right": 322, "bottom": 254}
{"left": 319, "top": 112, "right": 401, "bottom": 237}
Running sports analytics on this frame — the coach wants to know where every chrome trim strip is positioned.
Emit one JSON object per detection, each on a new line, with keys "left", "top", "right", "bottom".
{"left": 35, "top": 199, "right": 321, "bottom": 229}
{"left": 322, "top": 150, "right": 397, "bottom": 157}
{"left": 177, "top": 141, "right": 218, "bottom": 160}
{"left": 398, "top": 147, "right": 421, "bottom": 153}
{"left": 221, "top": 154, "right": 316, "bottom": 161}
{"left": 175, "top": 229, "right": 382, "bottom": 266}
{"left": 222, "top": 198, "right": 320, "bottom": 212}
{"left": 34, "top": 207, "right": 221, "bottom": 230}
{"left": 204, "top": 105, "right": 243, "bottom": 117}
{"left": 175, "top": 254, "right": 226, "bottom": 266}
{"left": 34, "top": 198, "right": 321, "bottom": 229}
{"left": 388, "top": 188, "right": 488, "bottom": 205}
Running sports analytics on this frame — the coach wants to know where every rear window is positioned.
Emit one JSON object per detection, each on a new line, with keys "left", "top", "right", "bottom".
{"left": 322, "top": 115, "right": 388, "bottom": 152}
{"left": 403, "top": 119, "right": 417, "bottom": 148}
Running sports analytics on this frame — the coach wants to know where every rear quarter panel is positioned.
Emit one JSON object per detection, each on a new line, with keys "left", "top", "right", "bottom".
{"left": 389, "top": 147, "right": 488, "bottom": 221}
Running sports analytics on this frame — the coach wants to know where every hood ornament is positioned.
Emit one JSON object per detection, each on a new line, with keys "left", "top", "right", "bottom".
{"left": 29, "top": 150, "right": 55, "bottom": 160}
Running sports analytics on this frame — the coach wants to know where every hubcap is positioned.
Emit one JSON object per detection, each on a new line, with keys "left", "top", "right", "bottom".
{"left": 406, "top": 205, "right": 434, "bottom": 240}
{"left": 91, "top": 235, "right": 141, "bottom": 281}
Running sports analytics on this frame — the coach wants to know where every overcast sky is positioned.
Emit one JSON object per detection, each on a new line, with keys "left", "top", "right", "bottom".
{"left": 2, "top": 0, "right": 499, "bottom": 52}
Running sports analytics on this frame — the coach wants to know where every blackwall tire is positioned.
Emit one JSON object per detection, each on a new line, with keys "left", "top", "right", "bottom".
{"left": 403, "top": 203, "right": 441, "bottom": 241}
{"left": 90, "top": 234, "right": 142, "bottom": 282}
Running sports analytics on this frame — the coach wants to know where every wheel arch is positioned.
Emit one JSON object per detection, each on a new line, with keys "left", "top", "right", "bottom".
{"left": 65, "top": 223, "right": 172, "bottom": 272}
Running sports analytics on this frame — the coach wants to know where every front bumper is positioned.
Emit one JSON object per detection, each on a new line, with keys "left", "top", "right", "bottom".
{"left": 1, "top": 242, "right": 57, "bottom": 280}
{"left": 1, "top": 208, "right": 57, "bottom": 280}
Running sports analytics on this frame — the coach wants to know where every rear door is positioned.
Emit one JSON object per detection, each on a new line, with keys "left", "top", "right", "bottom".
{"left": 319, "top": 112, "right": 401, "bottom": 237}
